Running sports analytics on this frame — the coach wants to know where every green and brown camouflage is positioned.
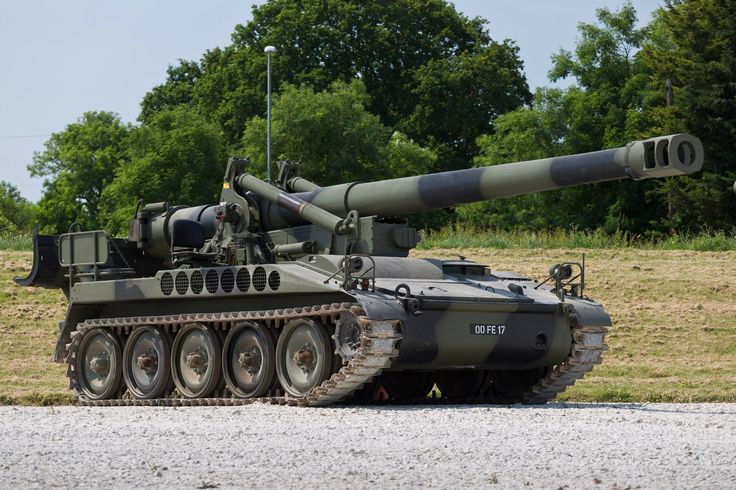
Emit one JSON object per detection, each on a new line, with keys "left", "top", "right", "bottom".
{"left": 15, "top": 133, "right": 703, "bottom": 405}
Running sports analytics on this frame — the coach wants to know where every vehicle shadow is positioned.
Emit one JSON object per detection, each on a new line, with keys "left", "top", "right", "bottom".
{"left": 331, "top": 401, "right": 736, "bottom": 416}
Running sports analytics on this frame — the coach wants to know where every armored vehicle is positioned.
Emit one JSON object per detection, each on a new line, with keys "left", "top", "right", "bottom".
{"left": 16, "top": 134, "right": 703, "bottom": 406}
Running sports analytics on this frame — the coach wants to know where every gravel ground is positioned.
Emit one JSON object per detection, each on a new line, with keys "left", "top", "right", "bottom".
{"left": 0, "top": 403, "right": 734, "bottom": 489}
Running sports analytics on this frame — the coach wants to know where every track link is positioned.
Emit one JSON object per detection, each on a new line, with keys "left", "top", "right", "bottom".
{"left": 67, "top": 303, "right": 401, "bottom": 407}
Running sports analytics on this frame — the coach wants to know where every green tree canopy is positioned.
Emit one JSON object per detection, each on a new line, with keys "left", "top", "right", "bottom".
{"left": 402, "top": 44, "right": 531, "bottom": 171}
{"left": 459, "top": 88, "right": 614, "bottom": 230}
{"left": 548, "top": 1, "right": 650, "bottom": 148}
{"left": 140, "top": 60, "right": 203, "bottom": 122}
{"left": 241, "top": 80, "right": 435, "bottom": 186}
{"left": 140, "top": 0, "right": 529, "bottom": 174}
{"left": 29, "top": 112, "right": 132, "bottom": 233}
{"left": 14, "top": 0, "right": 736, "bottom": 239}
{"left": 638, "top": 0, "right": 736, "bottom": 232}
{"left": 0, "top": 181, "right": 35, "bottom": 234}
{"left": 100, "top": 107, "right": 226, "bottom": 234}
{"left": 462, "top": 3, "right": 672, "bottom": 235}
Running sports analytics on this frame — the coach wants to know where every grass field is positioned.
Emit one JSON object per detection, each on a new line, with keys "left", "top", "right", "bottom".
{"left": 0, "top": 252, "right": 71, "bottom": 404}
{"left": 418, "top": 226, "right": 736, "bottom": 251}
{"left": 1, "top": 248, "right": 735, "bottom": 404}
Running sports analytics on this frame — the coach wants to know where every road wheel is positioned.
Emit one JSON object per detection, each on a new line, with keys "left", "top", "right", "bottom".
{"left": 122, "top": 326, "right": 172, "bottom": 399}
{"left": 222, "top": 322, "right": 276, "bottom": 398}
{"left": 489, "top": 368, "right": 547, "bottom": 403}
{"left": 75, "top": 328, "right": 123, "bottom": 400}
{"left": 275, "top": 318, "right": 333, "bottom": 398}
{"left": 435, "top": 370, "right": 487, "bottom": 400}
{"left": 171, "top": 323, "right": 222, "bottom": 398}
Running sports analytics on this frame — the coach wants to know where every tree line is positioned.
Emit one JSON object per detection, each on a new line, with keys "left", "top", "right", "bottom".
{"left": 2, "top": 0, "right": 734, "bottom": 238}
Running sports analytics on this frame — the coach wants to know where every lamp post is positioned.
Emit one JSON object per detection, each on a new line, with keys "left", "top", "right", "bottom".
{"left": 264, "top": 45, "right": 277, "bottom": 183}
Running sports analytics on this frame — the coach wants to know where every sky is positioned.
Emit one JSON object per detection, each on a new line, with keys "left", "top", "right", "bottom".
{"left": 0, "top": 0, "right": 664, "bottom": 202}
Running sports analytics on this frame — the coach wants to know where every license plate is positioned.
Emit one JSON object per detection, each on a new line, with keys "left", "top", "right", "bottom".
{"left": 469, "top": 323, "right": 507, "bottom": 335}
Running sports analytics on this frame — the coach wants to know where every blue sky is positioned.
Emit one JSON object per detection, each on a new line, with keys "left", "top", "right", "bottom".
{"left": 0, "top": 0, "right": 663, "bottom": 202}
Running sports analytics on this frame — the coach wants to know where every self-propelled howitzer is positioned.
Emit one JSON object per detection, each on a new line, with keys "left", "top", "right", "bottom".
{"left": 16, "top": 133, "right": 702, "bottom": 406}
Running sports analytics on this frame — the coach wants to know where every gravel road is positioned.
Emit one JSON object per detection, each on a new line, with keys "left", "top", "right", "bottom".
{"left": 0, "top": 403, "right": 734, "bottom": 489}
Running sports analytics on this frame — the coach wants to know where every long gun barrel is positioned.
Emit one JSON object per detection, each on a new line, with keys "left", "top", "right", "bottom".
{"left": 236, "top": 173, "right": 353, "bottom": 235}
{"left": 256, "top": 133, "right": 703, "bottom": 230}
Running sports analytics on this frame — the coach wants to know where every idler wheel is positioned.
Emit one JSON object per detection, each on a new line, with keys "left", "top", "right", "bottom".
{"left": 379, "top": 371, "right": 434, "bottom": 401}
{"left": 435, "top": 370, "right": 488, "bottom": 400}
{"left": 333, "top": 312, "right": 362, "bottom": 362}
{"left": 171, "top": 323, "right": 222, "bottom": 398}
{"left": 75, "top": 328, "right": 123, "bottom": 400}
{"left": 222, "top": 322, "right": 276, "bottom": 398}
{"left": 275, "top": 318, "right": 333, "bottom": 398}
{"left": 123, "top": 326, "right": 172, "bottom": 399}
{"left": 489, "top": 368, "right": 547, "bottom": 402}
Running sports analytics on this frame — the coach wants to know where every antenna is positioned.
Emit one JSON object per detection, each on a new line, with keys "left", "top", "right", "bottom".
{"left": 264, "top": 45, "right": 277, "bottom": 183}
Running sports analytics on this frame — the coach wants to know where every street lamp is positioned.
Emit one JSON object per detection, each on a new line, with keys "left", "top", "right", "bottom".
{"left": 264, "top": 45, "right": 277, "bottom": 183}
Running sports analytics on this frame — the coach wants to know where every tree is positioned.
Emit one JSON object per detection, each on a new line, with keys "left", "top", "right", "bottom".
{"left": 460, "top": 88, "right": 613, "bottom": 230}
{"left": 140, "top": 60, "right": 203, "bottom": 123}
{"left": 29, "top": 112, "right": 131, "bottom": 234}
{"left": 549, "top": 1, "right": 650, "bottom": 148}
{"left": 0, "top": 181, "right": 35, "bottom": 234}
{"left": 403, "top": 44, "right": 531, "bottom": 172}
{"left": 241, "top": 81, "right": 435, "bottom": 186}
{"left": 142, "top": 0, "right": 489, "bottom": 129}
{"left": 140, "top": 0, "right": 528, "bottom": 174}
{"left": 100, "top": 108, "right": 226, "bottom": 235}
{"left": 385, "top": 132, "right": 437, "bottom": 179}
{"left": 464, "top": 3, "right": 671, "bottom": 234}
{"left": 639, "top": 0, "right": 736, "bottom": 232}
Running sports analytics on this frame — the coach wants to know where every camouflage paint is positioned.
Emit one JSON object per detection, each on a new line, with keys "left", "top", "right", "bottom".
{"left": 13, "top": 133, "right": 703, "bottom": 401}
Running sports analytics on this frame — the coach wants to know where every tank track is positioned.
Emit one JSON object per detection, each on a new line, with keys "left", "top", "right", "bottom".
{"left": 67, "top": 303, "right": 607, "bottom": 407}
{"left": 67, "top": 302, "right": 401, "bottom": 407}
{"left": 358, "top": 309, "right": 608, "bottom": 406}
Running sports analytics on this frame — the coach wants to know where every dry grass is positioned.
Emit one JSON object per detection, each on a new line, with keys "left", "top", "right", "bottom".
{"left": 1, "top": 249, "right": 735, "bottom": 404}
{"left": 0, "top": 252, "right": 72, "bottom": 405}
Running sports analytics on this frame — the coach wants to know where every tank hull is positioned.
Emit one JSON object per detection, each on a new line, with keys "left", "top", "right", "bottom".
{"left": 55, "top": 258, "right": 608, "bottom": 375}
